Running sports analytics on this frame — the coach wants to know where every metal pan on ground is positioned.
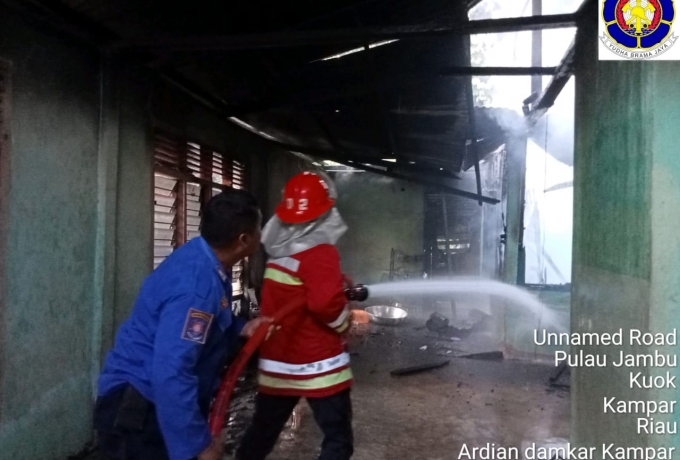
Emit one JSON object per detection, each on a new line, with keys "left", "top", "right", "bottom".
{"left": 365, "top": 306, "right": 408, "bottom": 326}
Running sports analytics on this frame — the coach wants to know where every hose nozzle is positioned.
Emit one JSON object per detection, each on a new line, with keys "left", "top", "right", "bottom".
{"left": 344, "top": 284, "right": 369, "bottom": 302}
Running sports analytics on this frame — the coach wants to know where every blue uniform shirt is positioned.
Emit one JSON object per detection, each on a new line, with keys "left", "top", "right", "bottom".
{"left": 98, "top": 237, "right": 246, "bottom": 460}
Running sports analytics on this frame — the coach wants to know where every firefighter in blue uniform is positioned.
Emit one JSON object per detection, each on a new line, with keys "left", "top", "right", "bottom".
{"left": 94, "top": 189, "right": 270, "bottom": 460}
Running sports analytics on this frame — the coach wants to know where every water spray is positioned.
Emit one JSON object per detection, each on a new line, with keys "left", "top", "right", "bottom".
{"left": 209, "top": 278, "right": 562, "bottom": 436}
{"left": 370, "top": 279, "right": 565, "bottom": 332}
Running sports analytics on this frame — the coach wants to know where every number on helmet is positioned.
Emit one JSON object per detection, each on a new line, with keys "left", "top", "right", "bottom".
{"left": 299, "top": 199, "right": 309, "bottom": 211}
{"left": 286, "top": 198, "right": 294, "bottom": 210}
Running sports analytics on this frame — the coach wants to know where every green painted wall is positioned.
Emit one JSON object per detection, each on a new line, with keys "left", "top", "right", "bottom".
{"left": 571, "top": 4, "right": 680, "bottom": 453}
{"left": 0, "top": 8, "right": 278, "bottom": 459}
{"left": 333, "top": 172, "right": 424, "bottom": 286}
{"left": 112, "top": 69, "right": 154, "bottom": 330}
{"left": 646, "top": 63, "right": 680, "bottom": 451}
{"left": 0, "top": 8, "right": 100, "bottom": 458}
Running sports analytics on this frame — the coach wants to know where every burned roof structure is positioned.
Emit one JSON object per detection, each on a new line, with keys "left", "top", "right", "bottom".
{"left": 14, "top": 0, "right": 583, "bottom": 203}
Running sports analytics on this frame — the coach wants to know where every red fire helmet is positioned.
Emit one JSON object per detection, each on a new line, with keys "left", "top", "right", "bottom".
{"left": 275, "top": 171, "right": 335, "bottom": 224}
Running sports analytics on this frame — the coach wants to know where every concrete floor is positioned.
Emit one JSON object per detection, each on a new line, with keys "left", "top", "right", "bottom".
{"left": 226, "top": 318, "right": 570, "bottom": 460}
{"left": 84, "top": 316, "right": 570, "bottom": 460}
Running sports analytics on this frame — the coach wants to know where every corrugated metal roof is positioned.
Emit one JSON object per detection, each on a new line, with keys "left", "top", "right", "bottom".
{"left": 55, "top": 0, "right": 508, "bottom": 176}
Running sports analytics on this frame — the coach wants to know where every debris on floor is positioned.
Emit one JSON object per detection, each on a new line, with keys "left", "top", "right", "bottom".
{"left": 458, "top": 351, "right": 504, "bottom": 361}
{"left": 424, "top": 310, "right": 493, "bottom": 340}
{"left": 425, "top": 312, "right": 450, "bottom": 332}
{"left": 426, "top": 334, "right": 460, "bottom": 342}
{"left": 223, "top": 366, "right": 258, "bottom": 455}
{"left": 390, "top": 360, "right": 450, "bottom": 376}
{"left": 548, "top": 362, "right": 570, "bottom": 389}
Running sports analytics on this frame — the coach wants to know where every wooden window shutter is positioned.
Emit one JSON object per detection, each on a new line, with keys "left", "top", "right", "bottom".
{"left": 153, "top": 132, "right": 185, "bottom": 268}
{"left": 153, "top": 174, "right": 178, "bottom": 268}
{"left": 154, "top": 132, "right": 182, "bottom": 171}
{"left": 186, "top": 182, "right": 202, "bottom": 241}
{"left": 151, "top": 130, "right": 249, "bottom": 290}
{"left": 232, "top": 160, "right": 246, "bottom": 190}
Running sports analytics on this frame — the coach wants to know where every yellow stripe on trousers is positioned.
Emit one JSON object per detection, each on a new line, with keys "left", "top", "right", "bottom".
{"left": 264, "top": 267, "right": 303, "bottom": 285}
{"left": 259, "top": 368, "right": 353, "bottom": 390}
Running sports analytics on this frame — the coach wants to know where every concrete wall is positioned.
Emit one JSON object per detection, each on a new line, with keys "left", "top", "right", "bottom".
{"left": 571, "top": 3, "right": 680, "bottom": 453}
{"left": 0, "top": 7, "right": 278, "bottom": 459}
{"left": 112, "top": 67, "right": 154, "bottom": 331}
{"left": 333, "top": 172, "right": 424, "bottom": 286}
{"left": 0, "top": 9, "right": 102, "bottom": 458}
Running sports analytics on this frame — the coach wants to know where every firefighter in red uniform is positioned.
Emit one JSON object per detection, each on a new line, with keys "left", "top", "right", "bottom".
{"left": 236, "top": 171, "right": 354, "bottom": 460}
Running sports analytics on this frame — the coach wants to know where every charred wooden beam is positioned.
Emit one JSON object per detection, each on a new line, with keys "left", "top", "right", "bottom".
{"left": 254, "top": 60, "right": 465, "bottom": 185}
{"left": 259, "top": 60, "right": 462, "bottom": 182}
{"left": 322, "top": 156, "right": 500, "bottom": 205}
{"left": 311, "top": 117, "right": 461, "bottom": 180}
{"left": 228, "top": 73, "right": 434, "bottom": 116}
{"left": 462, "top": 36, "right": 483, "bottom": 207}
{"left": 231, "top": 66, "right": 557, "bottom": 116}
{"left": 322, "top": 161, "right": 494, "bottom": 204}
{"left": 159, "top": 70, "right": 232, "bottom": 115}
{"left": 531, "top": 0, "right": 544, "bottom": 95}
{"left": 390, "top": 360, "right": 450, "bottom": 376}
{"left": 226, "top": 115, "right": 496, "bottom": 203}
{"left": 525, "top": 40, "right": 575, "bottom": 127}
{"left": 112, "top": 13, "right": 578, "bottom": 52}
{"left": 440, "top": 66, "right": 556, "bottom": 76}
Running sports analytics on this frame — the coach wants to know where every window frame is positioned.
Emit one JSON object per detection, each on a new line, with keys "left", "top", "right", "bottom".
{"left": 152, "top": 128, "right": 248, "bottom": 303}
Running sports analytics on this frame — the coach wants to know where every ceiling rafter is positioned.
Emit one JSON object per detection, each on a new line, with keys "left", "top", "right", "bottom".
{"left": 110, "top": 13, "right": 579, "bottom": 52}
{"left": 525, "top": 40, "right": 576, "bottom": 128}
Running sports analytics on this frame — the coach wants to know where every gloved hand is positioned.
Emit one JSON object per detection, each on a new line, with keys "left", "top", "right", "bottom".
{"left": 624, "top": 9, "right": 633, "bottom": 21}
{"left": 646, "top": 8, "right": 654, "bottom": 20}
{"left": 641, "top": 0, "right": 649, "bottom": 7}
{"left": 240, "top": 316, "right": 279, "bottom": 340}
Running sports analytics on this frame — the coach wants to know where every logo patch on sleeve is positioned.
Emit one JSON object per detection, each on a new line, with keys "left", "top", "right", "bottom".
{"left": 181, "top": 308, "right": 214, "bottom": 344}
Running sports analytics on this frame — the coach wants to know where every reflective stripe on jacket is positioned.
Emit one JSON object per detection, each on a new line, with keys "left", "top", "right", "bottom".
{"left": 258, "top": 244, "right": 352, "bottom": 397}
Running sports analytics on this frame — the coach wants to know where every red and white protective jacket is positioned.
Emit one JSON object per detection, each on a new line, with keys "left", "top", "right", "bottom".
{"left": 257, "top": 243, "right": 352, "bottom": 398}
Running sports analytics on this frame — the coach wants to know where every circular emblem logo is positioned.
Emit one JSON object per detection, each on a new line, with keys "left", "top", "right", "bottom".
{"left": 601, "top": 0, "right": 677, "bottom": 58}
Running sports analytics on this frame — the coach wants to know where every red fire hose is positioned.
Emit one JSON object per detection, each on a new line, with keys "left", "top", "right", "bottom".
{"left": 208, "top": 285, "right": 367, "bottom": 436}
{"left": 208, "top": 298, "right": 305, "bottom": 436}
